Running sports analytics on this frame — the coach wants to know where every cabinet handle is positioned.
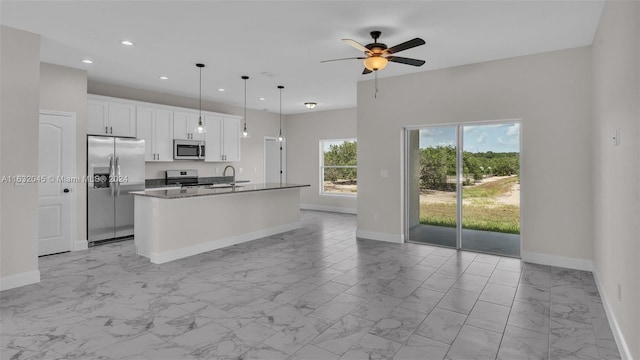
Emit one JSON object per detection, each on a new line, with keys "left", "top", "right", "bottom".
{"left": 110, "top": 126, "right": 113, "bottom": 134}
{"left": 105, "top": 126, "right": 108, "bottom": 134}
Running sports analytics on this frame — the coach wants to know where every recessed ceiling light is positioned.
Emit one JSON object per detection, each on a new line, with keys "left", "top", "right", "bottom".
{"left": 304, "top": 102, "right": 317, "bottom": 109}
{"left": 159, "top": 76, "right": 169, "bottom": 80}
{"left": 218, "top": 88, "right": 225, "bottom": 92}
{"left": 82, "top": 59, "right": 93, "bottom": 64}
{"left": 258, "top": 97, "right": 265, "bottom": 101}
{"left": 120, "top": 40, "right": 134, "bottom": 46}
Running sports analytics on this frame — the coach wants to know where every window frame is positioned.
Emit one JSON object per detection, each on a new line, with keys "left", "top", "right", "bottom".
{"left": 319, "top": 138, "right": 357, "bottom": 197}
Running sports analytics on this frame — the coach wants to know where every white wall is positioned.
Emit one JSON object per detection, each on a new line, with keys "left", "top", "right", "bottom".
{"left": 357, "top": 47, "right": 594, "bottom": 264}
{"left": 591, "top": 1, "right": 640, "bottom": 358}
{"left": 286, "top": 108, "right": 357, "bottom": 213}
{"left": 40, "top": 63, "right": 88, "bottom": 245}
{"left": 0, "top": 26, "right": 41, "bottom": 290}
{"left": 88, "top": 81, "right": 281, "bottom": 183}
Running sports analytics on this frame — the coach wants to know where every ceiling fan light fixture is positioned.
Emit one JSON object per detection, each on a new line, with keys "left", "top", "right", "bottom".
{"left": 304, "top": 102, "right": 317, "bottom": 109}
{"left": 363, "top": 56, "right": 388, "bottom": 71}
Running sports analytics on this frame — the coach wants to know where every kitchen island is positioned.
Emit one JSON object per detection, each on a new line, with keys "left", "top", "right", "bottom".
{"left": 132, "top": 183, "right": 309, "bottom": 264}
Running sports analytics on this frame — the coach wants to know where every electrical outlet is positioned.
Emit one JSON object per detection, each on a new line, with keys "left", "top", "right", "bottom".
{"left": 239, "top": 167, "right": 243, "bottom": 173}
{"left": 254, "top": 167, "right": 257, "bottom": 173}
{"left": 215, "top": 167, "right": 220, "bottom": 174}
{"left": 617, "top": 283, "right": 622, "bottom": 302}
{"left": 613, "top": 128, "right": 620, "bottom": 146}
{"left": 380, "top": 169, "right": 388, "bottom": 178}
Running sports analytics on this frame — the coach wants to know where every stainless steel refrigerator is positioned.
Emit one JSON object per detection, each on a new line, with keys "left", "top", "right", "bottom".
{"left": 87, "top": 136, "right": 145, "bottom": 245}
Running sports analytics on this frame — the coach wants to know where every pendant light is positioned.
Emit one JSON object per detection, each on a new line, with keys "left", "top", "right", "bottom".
{"left": 194, "top": 63, "right": 206, "bottom": 134}
{"left": 241, "top": 75, "right": 250, "bottom": 138}
{"left": 277, "top": 85, "right": 284, "bottom": 142}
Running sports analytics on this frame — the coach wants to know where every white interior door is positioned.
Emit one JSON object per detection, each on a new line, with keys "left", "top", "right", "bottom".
{"left": 38, "top": 111, "right": 76, "bottom": 256}
{"left": 264, "top": 137, "right": 286, "bottom": 183}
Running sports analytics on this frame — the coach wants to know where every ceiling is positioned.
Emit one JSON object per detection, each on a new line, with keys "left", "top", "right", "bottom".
{"left": 1, "top": 1, "right": 605, "bottom": 115}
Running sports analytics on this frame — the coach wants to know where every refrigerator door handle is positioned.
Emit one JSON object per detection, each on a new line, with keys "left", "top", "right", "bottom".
{"left": 116, "top": 156, "right": 121, "bottom": 197}
{"left": 109, "top": 156, "right": 115, "bottom": 197}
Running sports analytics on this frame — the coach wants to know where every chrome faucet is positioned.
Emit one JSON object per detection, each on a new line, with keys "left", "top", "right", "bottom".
{"left": 223, "top": 165, "right": 236, "bottom": 190}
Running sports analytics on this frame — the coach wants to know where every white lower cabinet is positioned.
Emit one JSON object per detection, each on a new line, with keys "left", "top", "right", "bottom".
{"left": 204, "top": 116, "right": 240, "bottom": 162}
{"left": 137, "top": 106, "right": 173, "bottom": 162}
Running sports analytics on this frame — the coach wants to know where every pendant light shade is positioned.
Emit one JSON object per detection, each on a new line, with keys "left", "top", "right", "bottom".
{"left": 277, "top": 85, "right": 284, "bottom": 142}
{"left": 241, "top": 75, "right": 250, "bottom": 138}
{"left": 194, "top": 63, "right": 206, "bottom": 134}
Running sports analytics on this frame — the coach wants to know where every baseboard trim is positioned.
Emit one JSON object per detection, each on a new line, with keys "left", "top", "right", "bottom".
{"left": 148, "top": 222, "right": 301, "bottom": 264}
{"left": 521, "top": 251, "right": 593, "bottom": 271}
{"left": 300, "top": 203, "right": 357, "bottom": 214}
{"left": 73, "top": 239, "right": 88, "bottom": 251}
{"left": 0, "top": 270, "right": 40, "bottom": 291}
{"left": 356, "top": 229, "right": 404, "bottom": 244}
{"left": 592, "top": 268, "right": 633, "bottom": 360}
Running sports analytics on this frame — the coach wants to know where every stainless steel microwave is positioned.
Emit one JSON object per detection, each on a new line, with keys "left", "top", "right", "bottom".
{"left": 173, "top": 139, "right": 205, "bottom": 160}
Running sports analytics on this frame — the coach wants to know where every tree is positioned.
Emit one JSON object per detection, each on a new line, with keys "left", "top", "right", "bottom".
{"left": 420, "top": 145, "right": 456, "bottom": 190}
{"left": 324, "top": 141, "right": 357, "bottom": 183}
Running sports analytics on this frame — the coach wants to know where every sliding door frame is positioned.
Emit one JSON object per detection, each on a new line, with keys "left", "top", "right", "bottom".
{"left": 403, "top": 119, "right": 523, "bottom": 257}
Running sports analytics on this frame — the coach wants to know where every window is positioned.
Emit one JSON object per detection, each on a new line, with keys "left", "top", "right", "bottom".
{"left": 320, "top": 139, "right": 357, "bottom": 196}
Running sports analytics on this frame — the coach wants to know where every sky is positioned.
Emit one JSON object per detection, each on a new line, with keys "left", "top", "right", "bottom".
{"left": 322, "top": 138, "right": 356, "bottom": 152}
{"left": 419, "top": 123, "right": 520, "bottom": 153}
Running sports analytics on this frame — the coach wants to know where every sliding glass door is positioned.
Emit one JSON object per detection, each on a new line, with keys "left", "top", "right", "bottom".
{"left": 406, "top": 122, "right": 521, "bottom": 257}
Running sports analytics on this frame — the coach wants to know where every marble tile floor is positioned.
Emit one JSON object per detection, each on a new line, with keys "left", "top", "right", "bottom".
{"left": 1, "top": 211, "right": 621, "bottom": 360}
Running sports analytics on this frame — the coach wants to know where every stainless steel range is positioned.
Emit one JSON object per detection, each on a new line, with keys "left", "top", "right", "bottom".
{"left": 165, "top": 170, "right": 199, "bottom": 188}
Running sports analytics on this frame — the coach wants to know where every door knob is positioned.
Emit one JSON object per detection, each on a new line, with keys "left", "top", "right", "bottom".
{"left": 63, "top": 188, "right": 70, "bottom": 193}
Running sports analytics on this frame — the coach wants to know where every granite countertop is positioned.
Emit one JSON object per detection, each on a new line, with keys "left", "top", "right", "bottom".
{"left": 132, "top": 183, "right": 310, "bottom": 199}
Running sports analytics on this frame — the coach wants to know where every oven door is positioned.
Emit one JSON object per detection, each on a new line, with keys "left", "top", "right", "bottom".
{"left": 174, "top": 140, "right": 204, "bottom": 160}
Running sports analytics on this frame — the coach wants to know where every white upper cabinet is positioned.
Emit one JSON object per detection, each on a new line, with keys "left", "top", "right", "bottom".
{"left": 87, "top": 99, "right": 109, "bottom": 135}
{"left": 204, "top": 115, "right": 222, "bottom": 162}
{"left": 154, "top": 110, "right": 173, "bottom": 161}
{"left": 87, "top": 95, "right": 239, "bottom": 162}
{"left": 87, "top": 97, "right": 136, "bottom": 137}
{"left": 136, "top": 106, "right": 173, "bottom": 162}
{"left": 222, "top": 117, "right": 241, "bottom": 162}
{"left": 204, "top": 115, "right": 240, "bottom": 162}
{"left": 174, "top": 111, "right": 204, "bottom": 141}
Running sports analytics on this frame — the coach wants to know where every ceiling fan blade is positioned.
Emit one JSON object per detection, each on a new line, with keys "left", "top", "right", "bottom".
{"left": 385, "top": 38, "right": 426, "bottom": 54}
{"left": 362, "top": 68, "right": 372, "bottom": 75}
{"left": 387, "top": 56, "right": 426, "bottom": 67}
{"left": 343, "top": 39, "right": 370, "bottom": 53}
{"left": 321, "top": 57, "right": 366, "bottom": 63}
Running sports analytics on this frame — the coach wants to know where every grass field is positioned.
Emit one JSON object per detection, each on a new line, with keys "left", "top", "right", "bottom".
{"left": 420, "top": 176, "right": 520, "bottom": 234}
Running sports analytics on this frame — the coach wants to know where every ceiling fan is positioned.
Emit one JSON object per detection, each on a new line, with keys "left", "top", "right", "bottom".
{"left": 322, "top": 30, "right": 426, "bottom": 74}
